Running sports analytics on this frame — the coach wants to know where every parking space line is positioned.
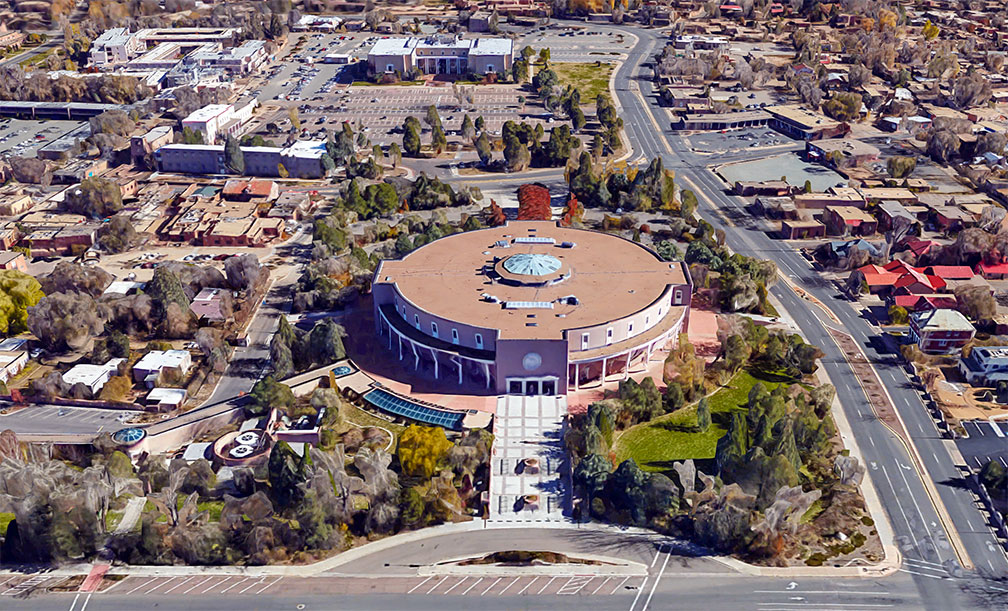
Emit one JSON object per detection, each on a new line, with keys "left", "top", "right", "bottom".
{"left": 162, "top": 576, "right": 194, "bottom": 594}
{"left": 407, "top": 576, "right": 432, "bottom": 594}
{"left": 144, "top": 577, "right": 177, "bottom": 594}
{"left": 497, "top": 576, "right": 520, "bottom": 596}
{"left": 425, "top": 576, "right": 448, "bottom": 595}
{"left": 254, "top": 577, "right": 282, "bottom": 595}
{"left": 220, "top": 577, "right": 249, "bottom": 594}
{"left": 442, "top": 577, "right": 467, "bottom": 594}
{"left": 460, "top": 577, "right": 483, "bottom": 595}
{"left": 123, "top": 577, "right": 156, "bottom": 595}
{"left": 591, "top": 576, "right": 612, "bottom": 595}
{"left": 202, "top": 576, "right": 231, "bottom": 594}
{"left": 480, "top": 577, "right": 502, "bottom": 595}
{"left": 990, "top": 421, "right": 1005, "bottom": 438}
{"left": 537, "top": 576, "right": 556, "bottom": 595}
{"left": 180, "top": 576, "right": 213, "bottom": 595}
{"left": 238, "top": 578, "right": 266, "bottom": 594}
{"left": 516, "top": 577, "right": 537, "bottom": 596}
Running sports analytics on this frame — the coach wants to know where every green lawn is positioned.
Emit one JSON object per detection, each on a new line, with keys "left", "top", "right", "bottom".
{"left": 612, "top": 369, "right": 789, "bottom": 473}
{"left": 546, "top": 62, "right": 615, "bottom": 104}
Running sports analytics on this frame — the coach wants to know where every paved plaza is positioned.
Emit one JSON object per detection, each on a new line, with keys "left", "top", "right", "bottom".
{"left": 489, "top": 395, "right": 568, "bottom": 523}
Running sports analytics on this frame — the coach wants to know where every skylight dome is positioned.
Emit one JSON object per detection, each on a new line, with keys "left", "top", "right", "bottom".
{"left": 501, "top": 253, "right": 562, "bottom": 276}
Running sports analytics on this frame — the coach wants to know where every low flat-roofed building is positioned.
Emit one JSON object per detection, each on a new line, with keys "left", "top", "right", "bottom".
{"left": 222, "top": 178, "right": 279, "bottom": 202}
{"left": 190, "top": 287, "right": 230, "bottom": 321}
{"left": 133, "top": 349, "right": 192, "bottom": 386}
{"left": 0, "top": 250, "right": 27, "bottom": 272}
{"left": 858, "top": 187, "right": 918, "bottom": 204}
{"left": 0, "top": 191, "right": 33, "bottom": 216}
{"left": 63, "top": 358, "right": 125, "bottom": 394}
{"left": 781, "top": 219, "right": 826, "bottom": 239}
{"left": 824, "top": 205, "right": 877, "bottom": 236}
{"left": 806, "top": 138, "right": 880, "bottom": 166}
{"left": 0, "top": 348, "right": 27, "bottom": 384}
{"left": 146, "top": 387, "right": 187, "bottom": 411}
{"left": 766, "top": 105, "right": 848, "bottom": 140}
{"left": 131, "top": 125, "right": 174, "bottom": 166}
{"left": 673, "top": 110, "right": 770, "bottom": 131}
{"left": 89, "top": 27, "right": 146, "bottom": 68}
{"left": 269, "top": 191, "right": 311, "bottom": 220}
{"left": 794, "top": 190, "right": 866, "bottom": 209}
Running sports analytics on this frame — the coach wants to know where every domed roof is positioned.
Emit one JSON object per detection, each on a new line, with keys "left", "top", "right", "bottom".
{"left": 502, "top": 253, "right": 562, "bottom": 276}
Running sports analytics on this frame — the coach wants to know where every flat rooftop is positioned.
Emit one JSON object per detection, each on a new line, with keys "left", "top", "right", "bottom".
{"left": 375, "top": 221, "right": 687, "bottom": 341}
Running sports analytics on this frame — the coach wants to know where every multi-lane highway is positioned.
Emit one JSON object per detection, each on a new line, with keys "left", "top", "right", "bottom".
{"left": 606, "top": 22, "right": 1008, "bottom": 609}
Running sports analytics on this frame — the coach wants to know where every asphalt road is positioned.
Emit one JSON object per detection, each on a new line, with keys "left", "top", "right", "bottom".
{"left": 0, "top": 404, "right": 139, "bottom": 435}
{"left": 600, "top": 21, "right": 1008, "bottom": 609}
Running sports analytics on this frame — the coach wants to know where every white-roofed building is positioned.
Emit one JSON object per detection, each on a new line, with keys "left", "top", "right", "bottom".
{"left": 182, "top": 104, "right": 234, "bottom": 145}
{"left": 63, "top": 358, "right": 125, "bottom": 394}
{"left": 133, "top": 350, "right": 192, "bottom": 387}
{"left": 89, "top": 28, "right": 146, "bottom": 68}
{"left": 368, "top": 35, "right": 512, "bottom": 77}
{"left": 146, "top": 387, "right": 187, "bottom": 411}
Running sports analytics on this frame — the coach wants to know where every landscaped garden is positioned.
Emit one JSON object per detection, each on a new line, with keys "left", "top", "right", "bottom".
{"left": 612, "top": 368, "right": 791, "bottom": 471}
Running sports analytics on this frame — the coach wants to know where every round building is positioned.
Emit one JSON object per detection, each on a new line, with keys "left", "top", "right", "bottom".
{"left": 371, "top": 221, "right": 692, "bottom": 396}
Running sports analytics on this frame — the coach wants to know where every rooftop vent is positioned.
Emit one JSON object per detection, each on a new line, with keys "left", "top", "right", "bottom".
{"left": 559, "top": 241, "right": 576, "bottom": 248}
{"left": 481, "top": 293, "right": 500, "bottom": 303}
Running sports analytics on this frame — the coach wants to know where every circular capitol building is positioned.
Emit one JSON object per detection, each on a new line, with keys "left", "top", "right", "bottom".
{"left": 371, "top": 221, "right": 692, "bottom": 396}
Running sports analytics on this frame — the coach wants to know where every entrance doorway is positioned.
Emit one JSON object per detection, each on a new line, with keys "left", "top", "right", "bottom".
{"left": 506, "top": 377, "right": 558, "bottom": 396}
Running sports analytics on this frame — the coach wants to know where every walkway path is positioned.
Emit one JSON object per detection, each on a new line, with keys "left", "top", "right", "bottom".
{"left": 114, "top": 496, "right": 147, "bottom": 535}
{"left": 489, "top": 395, "right": 569, "bottom": 523}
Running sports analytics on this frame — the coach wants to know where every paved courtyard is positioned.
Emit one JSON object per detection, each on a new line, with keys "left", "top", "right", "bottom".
{"left": 489, "top": 395, "right": 568, "bottom": 523}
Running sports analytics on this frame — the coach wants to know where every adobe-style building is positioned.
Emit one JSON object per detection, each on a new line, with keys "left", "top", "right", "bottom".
{"left": 371, "top": 221, "right": 692, "bottom": 396}
{"left": 368, "top": 35, "right": 513, "bottom": 76}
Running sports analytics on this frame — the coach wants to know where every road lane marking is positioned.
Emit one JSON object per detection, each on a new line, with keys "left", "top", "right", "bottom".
{"left": 181, "top": 576, "right": 213, "bottom": 594}
{"left": 68, "top": 592, "right": 81, "bottom": 611}
{"left": 425, "top": 576, "right": 448, "bottom": 595}
{"left": 516, "top": 577, "right": 537, "bottom": 596}
{"left": 757, "top": 604, "right": 892, "bottom": 608}
{"left": 254, "top": 576, "right": 283, "bottom": 595}
{"left": 642, "top": 547, "right": 671, "bottom": 610}
{"left": 497, "top": 577, "right": 520, "bottom": 596}
{"left": 591, "top": 577, "right": 612, "bottom": 595}
{"left": 443, "top": 577, "right": 467, "bottom": 594}
{"left": 480, "top": 577, "right": 502, "bottom": 595}
{"left": 536, "top": 576, "right": 556, "bottom": 595}
{"left": 753, "top": 590, "right": 887, "bottom": 595}
{"left": 460, "top": 577, "right": 483, "bottom": 595}
{"left": 407, "top": 577, "right": 432, "bottom": 594}
{"left": 78, "top": 592, "right": 94, "bottom": 611}
{"left": 629, "top": 576, "right": 649, "bottom": 611}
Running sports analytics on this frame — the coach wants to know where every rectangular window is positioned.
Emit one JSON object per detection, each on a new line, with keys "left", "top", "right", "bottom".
{"left": 451, "top": 328, "right": 459, "bottom": 344}
{"left": 581, "top": 333, "right": 589, "bottom": 350}
{"left": 675, "top": 289, "right": 682, "bottom": 304}
{"left": 606, "top": 328, "right": 613, "bottom": 345}
{"left": 414, "top": 314, "right": 420, "bottom": 329}
{"left": 431, "top": 322, "right": 438, "bottom": 337}
{"left": 475, "top": 333, "right": 483, "bottom": 349}
{"left": 645, "top": 315, "right": 650, "bottom": 327}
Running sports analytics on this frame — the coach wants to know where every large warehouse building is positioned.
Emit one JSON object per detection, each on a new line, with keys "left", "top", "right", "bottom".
{"left": 371, "top": 221, "right": 692, "bottom": 396}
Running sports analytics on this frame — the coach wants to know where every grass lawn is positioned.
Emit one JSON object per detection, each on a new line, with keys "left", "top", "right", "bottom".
{"left": 612, "top": 368, "right": 792, "bottom": 474}
{"left": 175, "top": 494, "right": 225, "bottom": 522}
{"left": 546, "top": 62, "right": 615, "bottom": 104}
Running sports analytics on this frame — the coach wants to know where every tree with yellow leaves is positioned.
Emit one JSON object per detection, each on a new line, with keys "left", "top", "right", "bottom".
{"left": 397, "top": 425, "right": 453, "bottom": 478}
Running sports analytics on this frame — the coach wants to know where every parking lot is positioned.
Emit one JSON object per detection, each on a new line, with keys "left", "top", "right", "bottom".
{"left": 0, "top": 118, "right": 84, "bottom": 157}
{"left": 0, "top": 405, "right": 141, "bottom": 435}
{"left": 688, "top": 127, "right": 792, "bottom": 155}
{"left": 512, "top": 25, "right": 634, "bottom": 61}
{"left": 253, "top": 83, "right": 566, "bottom": 147}
{"left": 956, "top": 419, "right": 1008, "bottom": 471}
